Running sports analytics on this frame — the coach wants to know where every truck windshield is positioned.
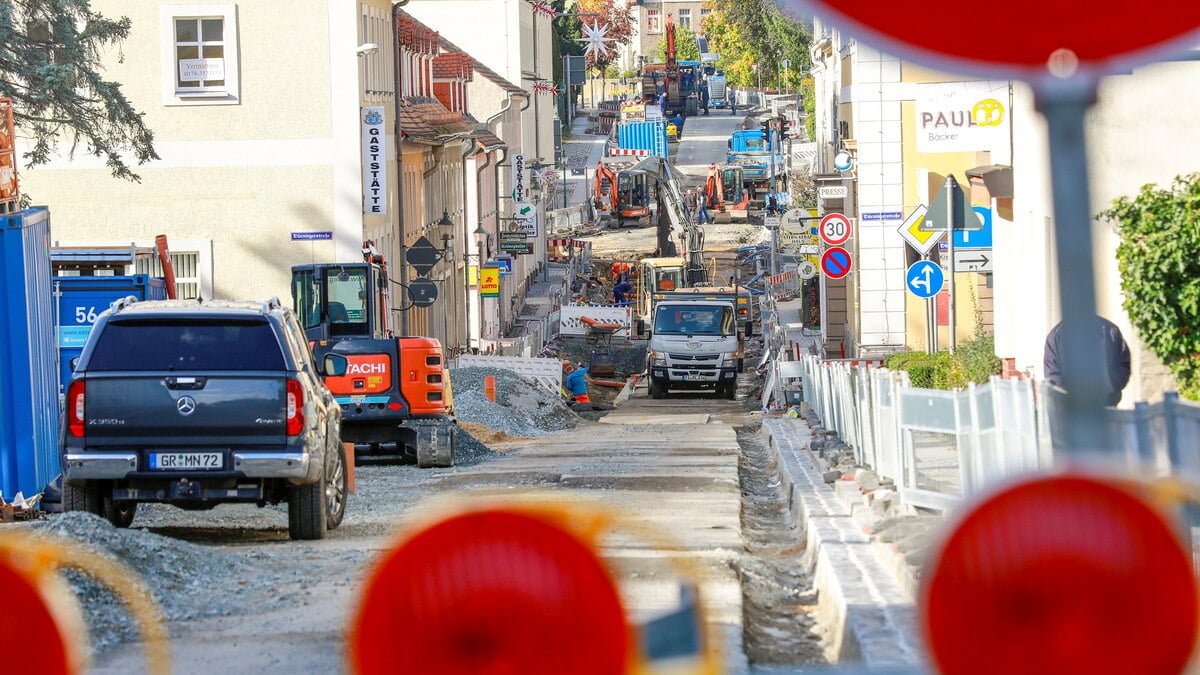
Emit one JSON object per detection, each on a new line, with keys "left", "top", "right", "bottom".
{"left": 654, "top": 305, "right": 735, "bottom": 336}
{"left": 88, "top": 320, "right": 285, "bottom": 371}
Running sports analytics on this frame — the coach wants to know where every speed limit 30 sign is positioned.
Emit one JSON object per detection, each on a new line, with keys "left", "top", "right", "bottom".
{"left": 819, "top": 212, "right": 853, "bottom": 246}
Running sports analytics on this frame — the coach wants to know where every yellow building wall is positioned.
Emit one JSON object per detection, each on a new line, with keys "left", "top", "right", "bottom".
{"left": 900, "top": 99, "right": 982, "bottom": 351}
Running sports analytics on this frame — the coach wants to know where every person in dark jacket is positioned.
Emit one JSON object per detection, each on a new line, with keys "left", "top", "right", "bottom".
{"left": 1043, "top": 315, "right": 1131, "bottom": 406}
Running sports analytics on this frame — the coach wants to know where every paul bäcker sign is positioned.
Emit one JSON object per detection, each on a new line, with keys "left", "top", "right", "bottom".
{"left": 915, "top": 81, "right": 1010, "bottom": 154}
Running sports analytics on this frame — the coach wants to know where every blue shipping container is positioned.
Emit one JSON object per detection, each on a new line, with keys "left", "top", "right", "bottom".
{"left": 54, "top": 275, "right": 167, "bottom": 394}
{"left": 0, "top": 207, "right": 60, "bottom": 498}
{"left": 617, "top": 121, "right": 669, "bottom": 158}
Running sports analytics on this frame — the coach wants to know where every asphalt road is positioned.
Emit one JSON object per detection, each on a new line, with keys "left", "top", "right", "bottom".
{"left": 86, "top": 376, "right": 766, "bottom": 674}
{"left": 672, "top": 110, "right": 752, "bottom": 181}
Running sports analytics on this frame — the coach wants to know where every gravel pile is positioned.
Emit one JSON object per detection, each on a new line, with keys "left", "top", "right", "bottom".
{"left": 32, "top": 512, "right": 295, "bottom": 653}
{"left": 451, "top": 367, "right": 578, "bottom": 437}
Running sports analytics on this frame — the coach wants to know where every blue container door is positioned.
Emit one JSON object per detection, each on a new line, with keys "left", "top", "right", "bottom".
{"left": 0, "top": 207, "right": 59, "bottom": 497}
{"left": 54, "top": 275, "right": 165, "bottom": 394}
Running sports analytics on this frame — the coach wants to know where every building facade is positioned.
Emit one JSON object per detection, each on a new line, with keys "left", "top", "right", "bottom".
{"left": 809, "top": 19, "right": 1200, "bottom": 404}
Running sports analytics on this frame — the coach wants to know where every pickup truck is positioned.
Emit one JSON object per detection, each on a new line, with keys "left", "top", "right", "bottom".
{"left": 643, "top": 300, "right": 740, "bottom": 399}
{"left": 60, "top": 298, "right": 349, "bottom": 540}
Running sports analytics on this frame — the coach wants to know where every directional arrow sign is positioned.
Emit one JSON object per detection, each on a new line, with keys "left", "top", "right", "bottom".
{"left": 921, "top": 175, "right": 982, "bottom": 232}
{"left": 954, "top": 249, "right": 993, "bottom": 272}
{"left": 897, "top": 205, "right": 942, "bottom": 256}
{"left": 405, "top": 236, "right": 443, "bottom": 277}
{"left": 512, "top": 202, "right": 536, "bottom": 219}
{"left": 906, "top": 260, "right": 945, "bottom": 298}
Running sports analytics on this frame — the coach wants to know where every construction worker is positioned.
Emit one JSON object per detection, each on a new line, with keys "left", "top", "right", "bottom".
{"left": 563, "top": 361, "right": 591, "bottom": 403}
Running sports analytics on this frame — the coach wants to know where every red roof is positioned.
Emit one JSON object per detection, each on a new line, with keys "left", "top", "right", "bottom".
{"left": 399, "top": 97, "right": 476, "bottom": 144}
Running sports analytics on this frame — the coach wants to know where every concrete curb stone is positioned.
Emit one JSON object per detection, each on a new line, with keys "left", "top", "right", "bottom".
{"left": 760, "top": 418, "right": 927, "bottom": 669}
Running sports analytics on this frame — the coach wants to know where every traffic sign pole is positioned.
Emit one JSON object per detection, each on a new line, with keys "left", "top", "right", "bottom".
{"left": 944, "top": 177, "right": 956, "bottom": 354}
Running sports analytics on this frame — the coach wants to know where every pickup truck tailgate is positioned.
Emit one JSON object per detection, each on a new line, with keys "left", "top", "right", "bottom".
{"left": 84, "top": 374, "right": 287, "bottom": 446}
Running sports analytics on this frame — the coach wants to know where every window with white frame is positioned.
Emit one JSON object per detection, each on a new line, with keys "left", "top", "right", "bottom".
{"left": 646, "top": 9, "right": 661, "bottom": 33}
{"left": 161, "top": 5, "right": 240, "bottom": 105}
{"left": 700, "top": 8, "right": 712, "bottom": 23}
{"left": 678, "top": 9, "right": 691, "bottom": 30}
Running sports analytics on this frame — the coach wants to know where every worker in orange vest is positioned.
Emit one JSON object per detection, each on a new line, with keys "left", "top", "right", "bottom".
{"left": 563, "top": 361, "right": 591, "bottom": 403}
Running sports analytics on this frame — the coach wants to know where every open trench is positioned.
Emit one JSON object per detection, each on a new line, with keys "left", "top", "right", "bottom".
{"left": 735, "top": 424, "right": 829, "bottom": 670}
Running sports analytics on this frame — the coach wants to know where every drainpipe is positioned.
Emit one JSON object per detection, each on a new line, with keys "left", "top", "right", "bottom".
{"left": 461, "top": 138, "right": 476, "bottom": 352}
{"left": 392, "top": 0, "right": 412, "bottom": 334}
{"left": 494, "top": 146, "right": 509, "bottom": 340}
{"left": 472, "top": 145, "right": 491, "bottom": 351}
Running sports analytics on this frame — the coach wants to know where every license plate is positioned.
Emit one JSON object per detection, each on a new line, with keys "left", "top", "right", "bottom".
{"left": 150, "top": 452, "right": 223, "bottom": 470}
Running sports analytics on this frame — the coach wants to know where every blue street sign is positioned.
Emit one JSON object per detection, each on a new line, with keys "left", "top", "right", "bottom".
{"left": 291, "top": 231, "right": 333, "bottom": 241}
{"left": 861, "top": 211, "right": 903, "bottom": 221}
{"left": 906, "top": 260, "right": 945, "bottom": 299}
{"left": 953, "top": 206, "right": 993, "bottom": 249}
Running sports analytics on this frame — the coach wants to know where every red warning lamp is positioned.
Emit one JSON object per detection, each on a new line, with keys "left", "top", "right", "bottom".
{"left": 922, "top": 474, "right": 1200, "bottom": 675}
{"left": 349, "top": 507, "right": 631, "bottom": 675}
{"left": 0, "top": 559, "right": 78, "bottom": 675}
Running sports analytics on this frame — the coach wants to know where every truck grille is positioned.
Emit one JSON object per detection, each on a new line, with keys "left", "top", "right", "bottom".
{"left": 668, "top": 353, "right": 719, "bottom": 361}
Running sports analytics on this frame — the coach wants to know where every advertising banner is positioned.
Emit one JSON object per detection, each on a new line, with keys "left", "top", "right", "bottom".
{"left": 480, "top": 266, "right": 501, "bottom": 298}
{"left": 915, "top": 81, "right": 1010, "bottom": 154}
{"left": 361, "top": 106, "right": 387, "bottom": 215}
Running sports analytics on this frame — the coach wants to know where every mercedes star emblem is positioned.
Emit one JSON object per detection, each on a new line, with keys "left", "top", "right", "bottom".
{"left": 176, "top": 396, "right": 197, "bottom": 416}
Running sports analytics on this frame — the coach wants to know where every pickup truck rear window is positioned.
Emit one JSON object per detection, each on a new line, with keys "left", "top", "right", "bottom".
{"left": 88, "top": 320, "right": 286, "bottom": 371}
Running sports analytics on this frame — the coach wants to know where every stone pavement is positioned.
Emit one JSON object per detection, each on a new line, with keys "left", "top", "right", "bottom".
{"left": 763, "top": 418, "right": 927, "bottom": 669}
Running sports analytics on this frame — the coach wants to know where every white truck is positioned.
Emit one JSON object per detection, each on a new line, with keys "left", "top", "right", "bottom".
{"left": 642, "top": 300, "right": 740, "bottom": 399}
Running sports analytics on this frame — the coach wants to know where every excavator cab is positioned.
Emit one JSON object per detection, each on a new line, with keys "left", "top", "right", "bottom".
{"left": 291, "top": 262, "right": 391, "bottom": 343}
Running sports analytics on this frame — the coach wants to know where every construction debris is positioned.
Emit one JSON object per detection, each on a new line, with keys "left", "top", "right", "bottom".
{"left": 1, "top": 491, "right": 43, "bottom": 522}
{"left": 450, "top": 367, "right": 579, "bottom": 438}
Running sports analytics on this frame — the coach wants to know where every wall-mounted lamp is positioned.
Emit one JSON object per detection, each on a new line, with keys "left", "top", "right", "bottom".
{"left": 437, "top": 210, "right": 455, "bottom": 228}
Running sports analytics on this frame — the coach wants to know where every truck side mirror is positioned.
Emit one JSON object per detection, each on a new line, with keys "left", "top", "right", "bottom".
{"left": 323, "top": 353, "right": 348, "bottom": 377}
{"left": 636, "top": 319, "right": 646, "bottom": 337}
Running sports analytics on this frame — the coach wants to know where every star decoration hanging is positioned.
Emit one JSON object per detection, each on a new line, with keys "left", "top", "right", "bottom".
{"left": 530, "top": 1, "right": 557, "bottom": 19}
{"left": 578, "top": 21, "right": 615, "bottom": 60}
{"left": 532, "top": 81, "right": 560, "bottom": 96}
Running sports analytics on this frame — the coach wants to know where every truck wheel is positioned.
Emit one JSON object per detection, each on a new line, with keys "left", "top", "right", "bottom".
{"left": 723, "top": 382, "right": 738, "bottom": 400}
{"left": 325, "top": 442, "right": 348, "bottom": 530}
{"left": 288, "top": 476, "right": 328, "bottom": 541}
{"left": 649, "top": 379, "right": 666, "bottom": 399}
{"left": 62, "top": 481, "right": 103, "bottom": 516}
{"left": 104, "top": 498, "right": 138, "bottom": 528}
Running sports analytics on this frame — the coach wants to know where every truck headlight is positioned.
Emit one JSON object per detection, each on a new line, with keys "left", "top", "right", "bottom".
{"left": 722, "top": 352, "right": 739, "bottom": 364}
{"left": 650, "top": 351, "right": 667, "bottom": 367}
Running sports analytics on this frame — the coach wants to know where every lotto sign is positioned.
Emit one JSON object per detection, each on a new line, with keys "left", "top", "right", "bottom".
{"left": 819, "top": 213, "right": 852, "bottom": 246}
{"left": 821, "top": 247, "right": 852, "bottom": 279}
{"left": 479, "top": 266, "right": 501, "bottom": 298}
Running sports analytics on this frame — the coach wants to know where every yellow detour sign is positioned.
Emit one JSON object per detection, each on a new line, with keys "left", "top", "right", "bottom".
{"left": 0, "top": 531, "right": 170, "bottom": 675}
{"left": 348, "top": 497, "right": 723, "bottom": 675}
{"left": 479, "top": 265, "right": 500, "bottom": 298}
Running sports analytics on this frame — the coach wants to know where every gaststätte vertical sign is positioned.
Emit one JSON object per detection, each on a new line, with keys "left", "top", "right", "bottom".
{"left": 361, "top": 106, "right": 387, "bottom": 215}
{"left": 511, "top": 154, "right": 526, "bottom": 203}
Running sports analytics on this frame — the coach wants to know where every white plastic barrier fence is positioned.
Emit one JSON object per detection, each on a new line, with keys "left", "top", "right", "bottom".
{"left": 452, "top": 355, "right": 563, "bottom": 394}
{"left": 559, "top": 304, "right": 634, "bottom": 338}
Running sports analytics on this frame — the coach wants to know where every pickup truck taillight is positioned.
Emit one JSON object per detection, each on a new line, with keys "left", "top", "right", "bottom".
{"left": 67, "top": 381, "right": 86, "bottom": 437}
{"left": 286, "top": 379, "right": 304, "bottom": 436}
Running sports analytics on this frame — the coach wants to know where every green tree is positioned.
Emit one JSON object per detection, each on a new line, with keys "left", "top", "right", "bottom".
{"left": 0, "top": 0, "right": 158, "bottom": 181}
{"left": 652, "top": 27, "right": 700, "bottom": 62}
{"left": 1102, "top": 174, "right": 1200, "bottom": 399}
{"left": 702, "top": 0, "right": 811, "bottom": 91}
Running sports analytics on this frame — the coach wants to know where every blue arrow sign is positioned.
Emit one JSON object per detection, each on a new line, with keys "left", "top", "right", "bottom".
{"left": 906, "top": 260, "right": 945, "bottom": 299}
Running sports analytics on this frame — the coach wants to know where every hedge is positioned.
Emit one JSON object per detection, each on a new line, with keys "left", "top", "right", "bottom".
{"left": 884, "top": 334, "right": 1002, "bottom": 390}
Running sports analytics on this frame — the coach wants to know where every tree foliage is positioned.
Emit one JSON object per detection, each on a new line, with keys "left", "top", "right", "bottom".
{"left": 0, "top": 0, "right": 158, "bottom": 181}
{"left": 652, "top": 26, "right": 700, "bottom": 63}
{"left": 575, "top": 0, "right": 634, "bottom": 69}
{"left": 701, "top": 0, "right": 811, "bottom": 91}
{"left": 1102, "top": 174, "right": 1200, "bottom": 399}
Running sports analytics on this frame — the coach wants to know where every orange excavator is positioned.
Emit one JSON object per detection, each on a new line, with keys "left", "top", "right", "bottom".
{"left": 594, "top": 159, "right": 651, "bottom": 227}
{"left": 705, "top": 163, "right": 749, "bottom": 213}
{"left": 291, "top": 253, "right": 456, "bottom": 467}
